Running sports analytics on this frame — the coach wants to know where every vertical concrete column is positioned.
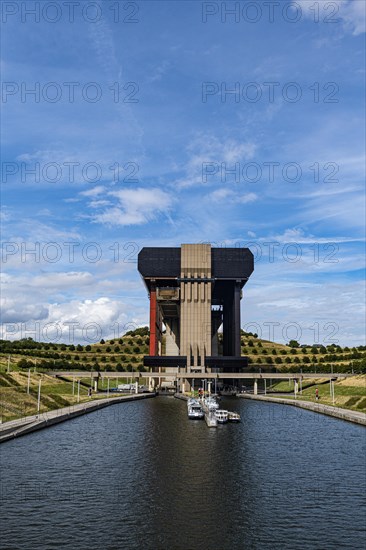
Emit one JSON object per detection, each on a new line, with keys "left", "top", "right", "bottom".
{"left": 180, "top": 244, "right": 211, "bottom": 370}
{"left": 294, "top": 379, "right": 298, "bottom": 398}
{"left": 254, "top": 379, "right": 258, "bottom": 395}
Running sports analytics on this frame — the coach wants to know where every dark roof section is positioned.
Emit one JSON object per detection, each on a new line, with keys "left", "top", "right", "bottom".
{"left": 138, "top": 246, "right": 254, "bottom": 291}
{"left": 212, "top": 248, "right": 254, "bottom": 279}
{"left": 138, "top": 247, "right": 180, "bottom": 278}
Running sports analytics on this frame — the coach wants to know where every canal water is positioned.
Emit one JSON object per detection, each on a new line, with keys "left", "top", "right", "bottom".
{"left": 1, "top": 397, "right": 365, "bottom": 550}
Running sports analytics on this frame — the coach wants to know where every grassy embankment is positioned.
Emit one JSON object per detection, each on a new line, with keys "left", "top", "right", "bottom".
{"left": 268, "top": 375, "right": 366, "bottom": 412}
{"left": 0, "top": 368, "right": 141, "bottom": 423}
{"left": 1, "top": 328, "right": 365, "bottom": 421}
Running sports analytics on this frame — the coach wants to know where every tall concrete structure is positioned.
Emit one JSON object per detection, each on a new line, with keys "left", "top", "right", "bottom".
{"left": 138, "top": 244, "right": 254, "bottom": 383}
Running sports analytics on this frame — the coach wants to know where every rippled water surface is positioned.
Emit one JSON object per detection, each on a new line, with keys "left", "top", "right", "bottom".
{"left": 1, "top": 397, "right": 365, "bottom": 549}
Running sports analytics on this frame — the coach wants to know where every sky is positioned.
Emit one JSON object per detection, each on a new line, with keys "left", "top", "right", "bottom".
{"left": 1, "top": 0, "right": 365, "bottom": 346}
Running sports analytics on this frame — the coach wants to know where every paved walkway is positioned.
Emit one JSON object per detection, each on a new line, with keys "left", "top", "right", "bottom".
{"left": 0, "top": 393, "right": 156, "bottom": 443}
{"left": 239, "top": 394, "right": 366, "bottom": 426}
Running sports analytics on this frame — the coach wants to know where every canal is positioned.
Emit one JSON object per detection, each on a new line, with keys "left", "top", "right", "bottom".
{"left": 1, "top": 397, "right": 365, "bottom": 549}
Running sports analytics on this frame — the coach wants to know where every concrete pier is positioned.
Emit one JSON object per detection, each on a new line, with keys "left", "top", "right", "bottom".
{"left": 201, "top": 400, "right": 218, "bottom": 427}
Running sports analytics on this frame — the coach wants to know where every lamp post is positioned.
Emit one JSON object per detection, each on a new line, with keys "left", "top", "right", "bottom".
{"left": 300, "top": 368, "right": 302, "bottom": 395}
{"left": 27, "top": 369, "right": 31, "bottom": 395}
{"left": 37, "top": 376, "right": 42, "bottom": 414}
{"left": 330, "top": 364, "right": 333, "bottom": 396}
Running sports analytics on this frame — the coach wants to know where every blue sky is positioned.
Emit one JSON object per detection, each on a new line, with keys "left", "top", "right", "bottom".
{"left": 1, "top": 0, "right": 365, "bottom": 345}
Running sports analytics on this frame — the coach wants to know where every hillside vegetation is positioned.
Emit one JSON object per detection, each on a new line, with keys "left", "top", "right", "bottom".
{"left": 0, "top": 327, "right": 365, "bottom": 374}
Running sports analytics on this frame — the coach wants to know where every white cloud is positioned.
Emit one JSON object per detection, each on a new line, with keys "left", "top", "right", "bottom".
{"left": 209, "top": 188, "right": 258, "bottom": 204}
{"left": 243, "top": 279, "right": 365, "bottom": 346}
{"left": 80, "top": 186, "right": 106, "bottom": 198}
{"left": 92, "top": 188, "right": 173, "bottom": 226}
{"left": 88, "top": 200, "right": 112, "bottom": 208}
{"left": 174, "top": 134, "right": 257, "bottom": 189}
{"left": 293, "top": 0, "right": 365, "bottom": 35}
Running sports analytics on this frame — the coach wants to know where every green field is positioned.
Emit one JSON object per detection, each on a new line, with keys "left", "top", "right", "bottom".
{"left": 0, "top": 327, "right": 365, "bottom": 422}
{"left": 269, "top": 376, "right": 366, "bottom": 412}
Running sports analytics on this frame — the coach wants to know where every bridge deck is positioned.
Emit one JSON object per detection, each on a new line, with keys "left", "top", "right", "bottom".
{"left": 50, "top": 371, "right": 353, "bottom": 380}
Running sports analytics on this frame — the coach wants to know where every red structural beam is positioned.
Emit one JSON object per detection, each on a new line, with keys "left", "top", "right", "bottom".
{"left": 149, "top": 288, "right": 158, "bottom": 356}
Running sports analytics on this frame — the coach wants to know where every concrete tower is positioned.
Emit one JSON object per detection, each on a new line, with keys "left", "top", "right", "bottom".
{"left": 138, "top": 244, "right": 254, "bottom": 380}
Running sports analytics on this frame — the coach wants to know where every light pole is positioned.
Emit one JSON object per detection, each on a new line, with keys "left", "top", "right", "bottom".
{"left": 300, "top": 368, "right": 302, "bottom": 395}
{"left": 330, "top": 364, "right": 333, "bottom": 396}
{"left": 37, "top": 376, "right": 42, "bottom": 414}
{"left": 77, "top": 380, "right": 80, "bottom": 403}
{"left": 27, "top": 369, "right": 31, "bottom": 395}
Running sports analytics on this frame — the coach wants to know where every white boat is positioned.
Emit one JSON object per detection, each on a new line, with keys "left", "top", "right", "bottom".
{"left": 188, "top": 403, "right": 204, "bottom": 419}
{"left": 215, "top": 409, "right": 229, "bottom": 423}
{"left": 204, "top": 396, "right": 219, "bottom": 411}
{"left": 228, "top": 411, "right": 241, "bottom": 422}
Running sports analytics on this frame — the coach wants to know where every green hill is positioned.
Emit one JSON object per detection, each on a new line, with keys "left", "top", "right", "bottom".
{"left": 0, "top": 327, "right": 365, "bottom": 375}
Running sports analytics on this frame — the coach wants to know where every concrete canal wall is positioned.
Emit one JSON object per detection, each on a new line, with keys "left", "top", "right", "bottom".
{"left": 0, "top": 393, "right": 156, "bottom": 443}
{"left": 239, "top": 394, "right": 366, "bottom": 426}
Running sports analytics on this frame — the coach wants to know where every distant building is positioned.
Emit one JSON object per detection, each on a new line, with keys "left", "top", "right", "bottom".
{"left": 138, "top": 244, "right": 254, "bottom": 387}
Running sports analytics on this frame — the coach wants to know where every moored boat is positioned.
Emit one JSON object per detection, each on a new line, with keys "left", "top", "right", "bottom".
{"left": 188, "top": 402, "right": 204, "bottom": 419}
{"left": 227, "top": 411, "right": 241, "bottom": 422}
{"left": 204, "top": 396, "right": 219, "bottom": 411}
{"left": 215, "top": 409, "right": 229, "bottom": 423}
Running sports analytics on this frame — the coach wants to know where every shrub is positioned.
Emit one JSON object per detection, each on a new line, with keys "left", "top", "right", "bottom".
{"left": 288, "top": 340, "right": 300, "bottom": 348}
